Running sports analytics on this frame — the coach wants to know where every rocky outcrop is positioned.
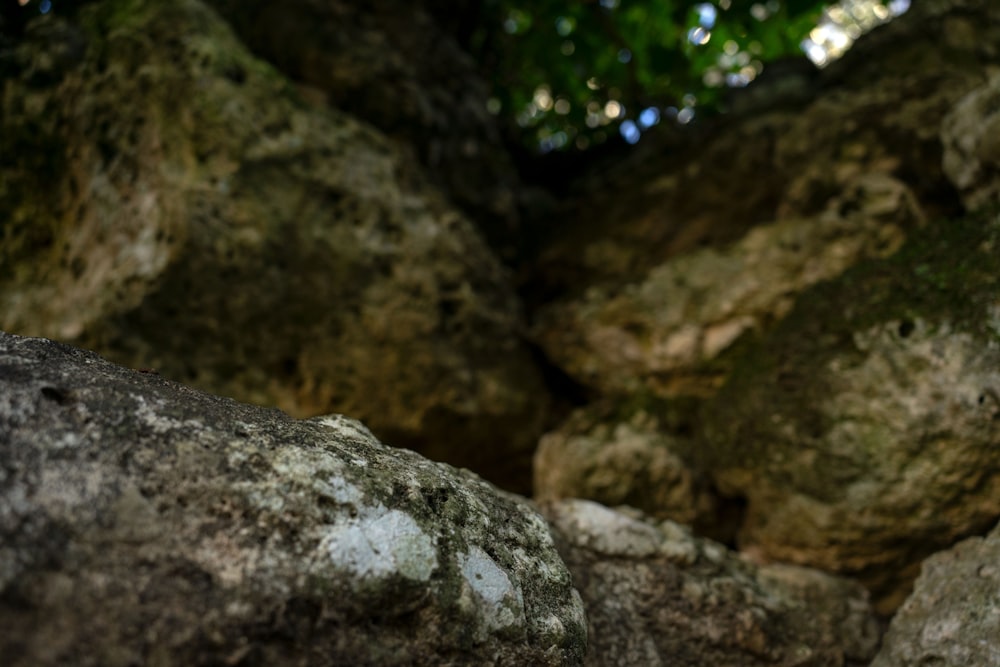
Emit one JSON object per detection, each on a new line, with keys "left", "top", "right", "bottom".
{"left": 0, "top": 0, "right": 548, "bottom": 491}
{"left": 0, "top": 331, "right": 586, "bottom": 666}
{"left": 871, "top": 519, "right": 1000, "bottom": 667}
{"left": 529, "top": 0, "right": 999, "bottom": 395}
{"left": 204, "top": 0, "right": 530, "bottom": 259}
{"left": 528, "top": 0, "right": 1000, "bottom": 614}
{"left": 543, "top": 499, "right": 880, "bottom": 667}
{"left": 533, "top": 173, "right": 922, "bottom": 398}
{"left": 699, "top": 212, "right": 1000, "bottom": 612}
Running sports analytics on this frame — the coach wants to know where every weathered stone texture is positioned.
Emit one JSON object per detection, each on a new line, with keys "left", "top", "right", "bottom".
{"left": 543, "top": 499, "right": 880, "bottom": 667}
{"left": 871, "top": 520, "right": 1000, "bottom": 667}
{"left": 205, "top": 0, "right": 528, "bottom": 259}
{"left": 699, "top": 214, "right": 1000, "bottom": 612}
{"left": 0, "top": 0, "right": 548, "bottom": 491}
{"left": 533, "top": 173, "right": 921, "bottom": 398}
{"left": 0, "top": 331, "right": 586, "bottom": 666}
{"left": 529, "top": 0, "right": 1000, "bottom": 400}
{"left": 534, "top": 403, "right": 717, "bottom": 531}
{"left": 942, "top": 70, "right": 1000, "bottom": 212}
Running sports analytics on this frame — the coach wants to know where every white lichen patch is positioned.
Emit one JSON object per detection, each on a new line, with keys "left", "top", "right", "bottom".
{"left": 309, "top": 413, "right": 380, "bottom": 449}
{"left": 556, "top": 499, "right": 664, "bottom": 558}
{"left": 458, "top": 545, "right": 526, "bottom": 635}
{"left": 133, "top": 397, "right": 205, "bottom": 434}
{"left": 317, "top": 507, "right": 437, "bottom": 583}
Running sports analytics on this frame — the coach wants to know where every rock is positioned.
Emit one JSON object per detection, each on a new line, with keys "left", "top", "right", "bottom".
{"left": 942, "top": 70, "right": 1000, "bottom": 212}
{"left": 528, "top": 0, "right": 994, "bottom": 314}
{"left": 0, "top": 0, "right": 549, "bottom": 491}
{"left": 534, "top": 401, "right": 719, "bottom": 533}
{"left": 205, "top": 0, "right": 529, "bottom": 260}
{"left": 533, "top": 173, "right": 922, "bottom": 398}
{"left": 542, "top": 499, "right": 880, "bottom": 667}
{"left": 870, "top": 520, "right": 1000, "bottom": 667}
{"left": 699, "top": 213, "right": 1000, "bottom": 612}
{"left": 0, "top": 331, "right": 586, "bottom": 666}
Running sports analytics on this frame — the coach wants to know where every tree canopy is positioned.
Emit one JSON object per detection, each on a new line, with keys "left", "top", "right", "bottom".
{"left": 468, "top": 0, "right": 905, "bottom": 152}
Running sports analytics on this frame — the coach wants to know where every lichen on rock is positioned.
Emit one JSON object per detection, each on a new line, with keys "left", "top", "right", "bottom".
{"left": 543, "top": 499, "right": 880, "bottom": 667}
{"left": 0, "top": 331, "right": 585, "bottom": 666}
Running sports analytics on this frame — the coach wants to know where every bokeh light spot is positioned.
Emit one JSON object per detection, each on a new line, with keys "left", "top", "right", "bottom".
{"left": 696, "top": 3, "right": 718, "bottom": 28}
{"left": 638, "top": 107, "right": 660, "bottom": 128}
{"left": 620, "top": 120, "right": 641, "bottom": 144}
{"left": 687, "top": 27, "right": 711, "bottom": 46}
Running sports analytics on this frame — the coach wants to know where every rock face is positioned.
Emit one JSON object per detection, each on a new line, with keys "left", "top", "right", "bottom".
{"left": 529, "top": 0, "right": 1000, "bottom": 396}
{"left": 533, "top": 174, "right": 922, "bottom": 398}
{"left": 527, "top": 0, "right": 1000, "bottom": 614}
{"left": 871, "top": 519, "right": 1000, "bottom": 667}
{"left": 0, "top": 0, "right": 549, "bottom": 491}
{"left": 534, "top": 402, "right": 719, "bottom": 533}
{"left": 942, "top": 70, "right": 1000, "bottom": 212}
{"left": 543, "top": 499, "right": 880, "bottom": 667}
{"left": 205, "top": 0, "right": 528, "bottom": 259}
{"left": 0, "top": 331, "right": 586, "bottom": 666}
{"left": 699, "top": 213, "right": 1000, "bottom": 612}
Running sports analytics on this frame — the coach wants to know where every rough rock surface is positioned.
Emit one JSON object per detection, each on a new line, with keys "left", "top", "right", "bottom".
{"left": 529, "top": 0, "right": 1000, "bottom": 398}
{"left": 871, "top": 520, "right": 1000, "bottom": 667}
{"left": 699, "top": 213, "right": 1000, "bottom": 612}
{"left": 942, "top": 70, "right": 1000, "bottom": 213}
{"left": 533, "top": 173, "right": 922, "bottom": 398}
{"left": 205, "top": 0, "right": 529, "bottom": 259}
{"left": 0, "top": 331, "right": 586, "bottom": 666}
{"left": 534, "top": 402, "right": 718, "bottom": 532}
{"left": 543, "top": 499, "right": 880, "bottom": 667}
{"left": 0, "top": 0, "right": 548, "bottom": 491}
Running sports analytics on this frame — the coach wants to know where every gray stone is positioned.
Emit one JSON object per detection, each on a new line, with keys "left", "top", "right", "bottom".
{"left": 543, "top": 499, "right": 880, "bottom": 667}
{"left": 871, "top": 520, "right": 1000, "bottom": 667}
{"left": 0, "top": 331, "right": 585, "bottom": 666}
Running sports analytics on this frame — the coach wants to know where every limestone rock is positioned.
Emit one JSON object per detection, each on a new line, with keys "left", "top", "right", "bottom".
{"left": 205, "top": 0, "right": 529, "bottom": 259}
{"left": 534, "top": 402, "right": 718, "bottom": 532}
{"left": 543, "top": 499, "right": 880, "bottom": 667}
{"left": 942, "top": 70, "right": 1000, "bottom": 212}
{"left": 871, "top": 520, "right": 1000, "bottom": 667}
{"left": 0, "top": 331, "right": 586, "bottom": 666}
{"left": 699, "top": 213, "right": 1000, "bottom": 612}
{"left": 0, "top": 0, "right": 548, "bottom": 490}
{"left": 533, "top": 175, "right": 921, "bottom": 398}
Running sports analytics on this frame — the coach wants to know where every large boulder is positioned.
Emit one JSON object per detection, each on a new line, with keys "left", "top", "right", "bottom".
{"left": 699, "top": 212, "right": 1000, "bottom": 612}
{"left": 0, "top": 0, "right": 549, "bottom": 491}
{"left": 543, "top": 499, "right": 880, "bottom": 667}
{"left": 204, "top": 0, "right": 530, "bottom": 260}
{"left": 0, "top": 331, "right": 586, "bottom": 666}
{"left": 871, "top": 519, "right": 1000, "bottom": 667}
